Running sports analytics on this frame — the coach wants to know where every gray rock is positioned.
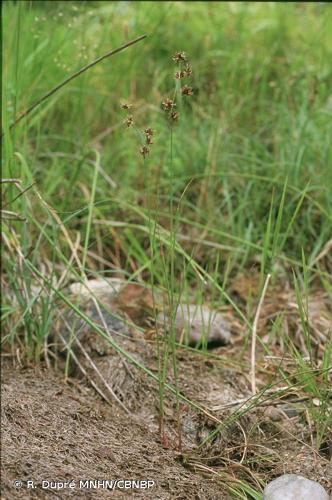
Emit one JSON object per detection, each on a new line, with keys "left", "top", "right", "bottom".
{"left": 157, "top": 304, "right": 231, "bottom": 347}
{"left": 263, "top": 474, "right": 329, "bottom": 500}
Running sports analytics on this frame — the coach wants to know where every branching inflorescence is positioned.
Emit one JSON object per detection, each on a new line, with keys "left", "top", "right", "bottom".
{"left": 162, "top": 51, "right": 194, "bottom": 124}
{"left": 121, "top": 51, "right": 193, "bottom": 158}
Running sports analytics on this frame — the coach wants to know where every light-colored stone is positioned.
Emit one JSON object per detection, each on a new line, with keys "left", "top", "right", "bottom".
{"left": 69, "top": 278, "right": 123, "bottom": 300}
{"left": 69, "top": 281, "right": 231, "bottom": 346}
{"left": 157, "top": 304, "right": 231, "bottom": 346}
{"left": 263, "top": 474, "right": 329, "bottom": 500}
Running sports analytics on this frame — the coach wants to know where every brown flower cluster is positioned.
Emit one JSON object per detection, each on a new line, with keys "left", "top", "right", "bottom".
{"left": 121, "top": 103, "right": 133, "bottom": 110}
{"left": 162, "top": 98, "right": 176, "bottom": 110}
{"left": 161, "top": 52, "right": 194, "bottom": 124}
{"left": 181, "top": 85, "right": 193, "bottom": 96}
{"left": 140, "top": 127, "right": 155, "bottom": 158}
{"left": 144, "top": 128, "right": 154, "bottom": 144}
{"left": 121, "top": 101, "right": 155, "bottom": 159}
{"left": 121, "top": 103, "right": 134, "bottom": 128}
{"left": 172, "top": 51, "right": 187, "bottom": 63}
{"left": 140, "top": 145, "right": 150, "bottom": 158}
{"left": 124, "top": 115, "right": 134, "bottom": 128}
{"left": 175, "top": 64, "right": 193, "bottom": 80}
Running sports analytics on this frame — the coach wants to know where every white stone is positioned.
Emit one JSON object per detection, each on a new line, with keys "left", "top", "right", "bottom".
{"left": 69, "top": 278, "right": 123, "bottom": 299}
{"left": 263, "top": 474, "right": 329, "bottom": 500}
{"left": 157, "top": 304, "right": 231, "bottom": 346}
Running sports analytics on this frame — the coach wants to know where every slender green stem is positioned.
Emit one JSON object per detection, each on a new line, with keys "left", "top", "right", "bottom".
{"left": 2, "top": 34, "right": 147, "bottom": 137}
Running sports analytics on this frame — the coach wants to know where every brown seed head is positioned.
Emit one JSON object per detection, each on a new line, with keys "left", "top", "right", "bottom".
{"left": 184, "top": 64, "right": 193, "bottom": 76}
{"left": 144, "top": 127, "right": 154, "bottom": 137}
{"left": 162, "top": 98, "right": 176, "bottom": 110}
{"left": 140, "top": 145, "right": 150, "bottom": 158}
{"left": 175, "top": 70, "right": 186, "bottom": 79}
{"left": 170, "top": 111, "right": 179, "bottom": 122}
{"left": 121, "top": 103, "right": 133, "bottom": 110}
{"left": 181, "top": 85, "right": 193, "bottom": 96}
{"left": 172, "top": 51, "right": 187, "bottom": 63}
{"left": 124, "top": 115, "right": 134, "bottom": 128}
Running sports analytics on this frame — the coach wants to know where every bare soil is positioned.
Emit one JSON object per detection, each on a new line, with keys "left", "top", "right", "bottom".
{"left": 1, "top": 360, "right": 226, "bottom": 499}
{"left": 1, "top": 280, "right": 331, "bottom": 498}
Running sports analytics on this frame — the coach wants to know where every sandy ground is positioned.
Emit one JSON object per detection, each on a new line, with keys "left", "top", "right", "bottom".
{"left": 2, "top": 281, "right": 331, "bottom": 498}
{"left": 1, "top": 360, "right": 227, "bottom": 499}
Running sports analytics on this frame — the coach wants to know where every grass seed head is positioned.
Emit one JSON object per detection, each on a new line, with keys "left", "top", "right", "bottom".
{"left": 181, "top": 85, "right": 194, "bottom": 96}
{"left": 170, "top": 111, "right": 179, "bottom": 122}
{"left": 172, "top": 51, "right": 187, "bottom": 63}
{"left": 175, "top": 70, "right": 186, "bottom": 79}
{"left": 124, "top": 115, "right": 134, "bottom": 128}
{"left": 144, "top": 128, "right": 154, "bottom": 144}
{"left": 162, "top": 98, "right": 176, "bottom": 110}
{"left": 184, "top": 64, "right": 193, "bottom": 76}
{"left": 121, "top": 102, "right": 133, "bottom": 110}
{"left": 140, "top": 145, "right": 150, "bottom": 158}
{"left": 144, "top": 127, "right": 154, "bottom": 137}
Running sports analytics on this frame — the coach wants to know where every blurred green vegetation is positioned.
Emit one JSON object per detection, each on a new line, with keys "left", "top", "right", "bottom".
{"left": 2, "top": 1, "right": 332, "bottom": 279}
{"left": 2, "top": 6, "right": 331, "bottom": 487}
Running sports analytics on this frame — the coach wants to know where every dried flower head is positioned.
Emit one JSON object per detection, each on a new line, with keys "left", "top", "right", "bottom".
{"left": 172, "top": 51, "right": 187, "bottom": 63}
{"left": 181, "top": 85, "right": 193, "bottom": 96}
{"left": 146, "top": 136, "right": 154, "bottom": 145}
{"left": 175, "top": 70, "right": 186, "bottom": 79}
{"left": 124, "top": 115, "right": 134, "bottom": 128}
{"left": 121, "top": 103, "right": 133, "bottom": 110}
{"left": 162, "top": 98, "right": 176, "bottom": 110}
{"left": 184, "top": 64, "right": 193, "bottom": 76}
{"left": 140, "top": 145, "right": 150, "bottom": 158}
{"left": 170, "top": 111, "right": 179, "bottom": 122}
{"left": 144, "top": 128, "right": 154, "bottom": 137}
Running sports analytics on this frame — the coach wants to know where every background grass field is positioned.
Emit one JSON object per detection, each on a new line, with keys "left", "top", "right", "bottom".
{"left": 2, "top": 2, "right": 332, "bottom": 497}
{"left": 3, "top": 0, "right": 332, "bottom": 327}
{"left": 3, "top": 1, "right": 332, "bottom": 270}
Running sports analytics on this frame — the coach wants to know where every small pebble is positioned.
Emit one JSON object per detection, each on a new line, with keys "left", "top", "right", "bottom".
{"left": 263, "top": 474, "right": 329, "bottom": 500}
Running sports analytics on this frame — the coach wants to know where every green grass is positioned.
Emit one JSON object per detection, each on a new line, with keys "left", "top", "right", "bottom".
{"left": 2, "top": 2, "right": 332, "bottom": 498}
{"left": 3, "top": 1, "right": 332, "bottom": 270}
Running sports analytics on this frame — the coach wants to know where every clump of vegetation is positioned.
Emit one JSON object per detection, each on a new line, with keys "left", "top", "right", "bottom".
{"left": 2, "top": 2, "right": 331, "bottom": 497}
